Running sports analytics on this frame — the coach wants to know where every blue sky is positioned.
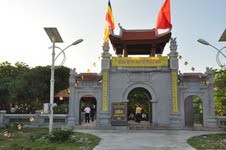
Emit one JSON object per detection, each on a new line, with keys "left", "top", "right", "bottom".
{"left": 0, "top": 0, "right": 225, "bottom": 73}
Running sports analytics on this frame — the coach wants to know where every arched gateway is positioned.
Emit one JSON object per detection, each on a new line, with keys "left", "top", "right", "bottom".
{"left": 127, "top": 87, "right": 152, "bottom": 125}
{"left": 67, "top": 28, "right": 217, "bottom": 129}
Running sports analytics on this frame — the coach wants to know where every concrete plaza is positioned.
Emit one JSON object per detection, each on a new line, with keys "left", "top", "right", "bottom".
{"left": 77, "top": 129, "right": 221, "bottom": 150}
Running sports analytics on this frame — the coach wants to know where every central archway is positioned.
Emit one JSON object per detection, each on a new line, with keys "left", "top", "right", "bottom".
{"left": 127, "top": 87, "right": 152, "bottom": 125}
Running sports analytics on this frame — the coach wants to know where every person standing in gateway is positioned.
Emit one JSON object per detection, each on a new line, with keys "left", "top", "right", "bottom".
{"left": 135, "top": 105, "right": 142, "bottom": 123}
{"left": 84, "top": 106, "right": 91, "bottom": 123}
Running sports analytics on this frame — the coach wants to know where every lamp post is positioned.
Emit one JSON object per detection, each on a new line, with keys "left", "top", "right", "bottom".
{"left": 197, "top": 38, "right": 226, "bottom": 69}
{"left": 44, "top": 27, "right": 83, "bottom": 134}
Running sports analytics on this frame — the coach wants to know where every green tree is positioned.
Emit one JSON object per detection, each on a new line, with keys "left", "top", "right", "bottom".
{"left": 193, "top": 96, "right": 203, "bottom": 124}
{"left": 127, "top": 88, "right": 151, "bottom": 115}
{"left": 213, "top": 69, "right": 226, "bottom": 116}
{"left": 54, "top": 66, "right": 70, "bottom": 94}
{"left": 0, "top": 61, "right": 29, "bottom": 105}
{"left": 0, "top": 61, "right": 70, "bottom": 112}
{"left": 10, "top": 65, "right": 70, "bottom": 107}
{"left": 10, "top": 66, "right": 50, "bottom": 105}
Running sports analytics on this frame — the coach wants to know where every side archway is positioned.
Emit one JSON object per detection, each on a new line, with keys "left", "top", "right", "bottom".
{"left": 184, "top": 95, "right": 203, "bottom": 127}
{"left": 79, "top": 94, "right": 97, "bottom": 125}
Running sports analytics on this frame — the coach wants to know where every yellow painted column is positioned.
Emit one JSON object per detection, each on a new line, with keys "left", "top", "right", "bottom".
{"left": 172, "top": 71, "right": 178, "bottom": 112}
{"left": 102, "top": 71, "right": 108, "bottom": 112}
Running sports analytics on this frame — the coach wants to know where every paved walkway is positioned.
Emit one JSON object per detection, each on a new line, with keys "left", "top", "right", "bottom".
{"left": 76, "top": 129, "right": 220, "bottom": 150}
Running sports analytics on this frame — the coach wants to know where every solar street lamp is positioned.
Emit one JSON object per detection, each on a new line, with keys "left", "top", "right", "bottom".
{"left": 44, "top": 27, "right": 83, "bottom": 134}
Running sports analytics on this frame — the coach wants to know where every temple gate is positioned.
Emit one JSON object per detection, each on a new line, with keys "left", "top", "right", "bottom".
{"left": 67, "top": 27, "right": 217, "bottom": 129}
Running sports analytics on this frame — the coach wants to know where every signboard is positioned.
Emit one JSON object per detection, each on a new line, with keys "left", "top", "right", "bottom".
{"left": 112, "top": 56, "right": 168, "bottom": 67}
{"left": 172, "top": 71, "right": 178, "bottom": 112}
{"left": 111, "top": 102, "right": 127, "bottom": 126}
{"left": 102, "top": 72, "right": 108, "bottom": 112}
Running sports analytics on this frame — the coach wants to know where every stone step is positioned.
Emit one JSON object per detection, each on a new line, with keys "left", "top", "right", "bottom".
{"left": 128, "top": 123, "right": 152, "bottom": 130}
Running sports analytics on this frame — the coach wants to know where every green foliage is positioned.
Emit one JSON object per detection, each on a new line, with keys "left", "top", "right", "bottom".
{"left": 6, "top": 143, "right": 25, "bottom": 150}
{"left": 213, "top": 69, "right": 226, "bottom": 116}
{"left": 53, "top": 104, "right": 69, "bottom": 114}
{"left": 4, "top": 121, "right": 24, "bottom": 133}
{"left": 0, "top": 61, "right": 29, "bottom": 105}
{"left": 29, "top": 132, "right": 48, "bottom": 143}
{"left": 55, "top": 66, "right": 70, "bottom": 93}
{"left": 193, "top": 96, "right": 203, "bottom": 124}
{"left": 0, "top": 128, "right": 100, "bottom": 150}
{"left": 187, "top": 133, "right": 226, "bottom": 149}
{"left": 0, "top": 61, "right": 29, "bottom": 78}
{"left": 11, "top": 66, "right": 51, "bottom": 104}
{"left": 0, "top": 61, "right": 70, "bottom": 113}
{"left": 127, "top": 88, "right": 151, "bottom": 115}
{"left": 48, "top": 128, "right": 73, "bottom": 143}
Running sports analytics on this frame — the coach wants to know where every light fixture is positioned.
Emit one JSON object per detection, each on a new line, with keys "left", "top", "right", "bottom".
{"left": 197, "top": 38, "right": 226, "bottom": 69}
{"left": 59, "top": 96, "right": 64, "bottom": 101}
{"left": 17, "top": 124, "right": 22, "bottom": 130}
{"left": 29, "top": 116, "right": 35, "bottom": 122}
{"left": 197, "top": 38, "right": 210, "bottom": 46}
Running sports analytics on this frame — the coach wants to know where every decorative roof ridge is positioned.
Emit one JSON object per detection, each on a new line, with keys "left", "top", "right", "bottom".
{"left": 117, "top": 23, "right": 171, "bottom": 37}
{"left": 76, "top": 73, "right": 99, "bottom": 76}
{"left": 179, "top": 73, "right": 207, "bottom": 79}
{"left": 181, "top": 73, "right": 206, "bottom": 75}
{"left": 121, "top": 28, "right": 156, "bottom": 32}
{"left": 110, "top": 33, "right": 121, "bottom": 38}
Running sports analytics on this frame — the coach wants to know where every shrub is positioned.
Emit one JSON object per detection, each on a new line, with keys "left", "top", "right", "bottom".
{"left": 48, "top": 128, "right": 73, "bottom": 143}
{"left": 5, "top": 121, "right": 24, "bottom": 133}
{"left": 53, "top": 104, "right": 68, "bottom": 114}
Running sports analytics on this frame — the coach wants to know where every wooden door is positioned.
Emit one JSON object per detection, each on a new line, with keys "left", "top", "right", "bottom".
{"left": 184, "top": 96, "right": 194, "bottom": 127}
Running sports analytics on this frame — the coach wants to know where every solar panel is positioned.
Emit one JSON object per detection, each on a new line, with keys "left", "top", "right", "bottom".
{"left": 219, "top": 29, "right": 226, "bottom": 42}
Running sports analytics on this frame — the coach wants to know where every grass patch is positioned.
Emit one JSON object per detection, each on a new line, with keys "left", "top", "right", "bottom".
{"left": 0, "top": 128, "right": 100, "bottom": 150}
{"left": 187, "top": 133, "right": 226, "bottom": 150}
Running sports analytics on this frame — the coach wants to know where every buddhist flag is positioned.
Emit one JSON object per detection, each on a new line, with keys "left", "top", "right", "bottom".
{"left": 103, "top": 0, "right": 115, "bottom": 43}
{"left": 156, "top": 0, "right": 172, "bottom": 29}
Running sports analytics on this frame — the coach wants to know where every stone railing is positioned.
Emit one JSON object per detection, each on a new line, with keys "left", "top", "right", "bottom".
{"left": 216, "top": 116, "right": 226, "bottom": 129}
{"left": 0, "top": 110, "right": 68, "bottom": 128}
